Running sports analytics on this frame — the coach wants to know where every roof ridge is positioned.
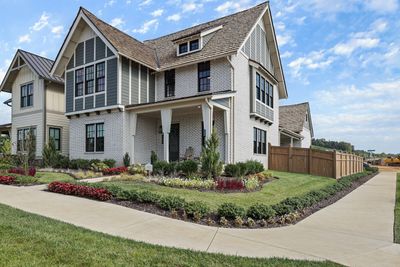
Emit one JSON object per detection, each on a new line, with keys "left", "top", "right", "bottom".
{"left": 281, "top": 102, "right": 309, "bottom": 107}
{"left": 17, "top": 49, "right": 54, "bottom": 63}
{"left": 144, "top": 1, "right": 268, "bottom": 43}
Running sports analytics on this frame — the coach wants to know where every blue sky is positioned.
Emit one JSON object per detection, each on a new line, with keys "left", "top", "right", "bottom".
{"left": 0, "top": 0, "right": 399, "bottom": 153}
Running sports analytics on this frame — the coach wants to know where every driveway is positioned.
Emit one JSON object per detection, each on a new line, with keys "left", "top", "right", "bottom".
{"left": 0, "top": 172, "right": 399, "bottom": 266}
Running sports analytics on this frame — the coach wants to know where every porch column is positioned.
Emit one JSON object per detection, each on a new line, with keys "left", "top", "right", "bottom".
{"left": 161, "top": 108, "right": 172, "bottom": 162}
{"left": 290, "top": 137, "right": 293, "bottom": 147}
{"left": 201, "top": 102, "right": 213, "bottom": 140}
{"left": 129, "top": 113, "right": 137, "bottom": 163}
{"left": 224, "top": 110, "right": 230, "bottom": 164}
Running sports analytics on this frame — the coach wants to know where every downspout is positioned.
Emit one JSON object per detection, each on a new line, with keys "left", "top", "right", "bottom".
{"left": 43, "top": 79, "right": 47, "bottom": 156}
{"left": 226, "top": 56, "right": 235, "bottom": 163}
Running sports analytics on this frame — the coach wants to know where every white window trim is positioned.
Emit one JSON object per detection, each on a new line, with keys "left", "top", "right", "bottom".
{"left": 177, "top": 38, "right": 203, "bottom": 56}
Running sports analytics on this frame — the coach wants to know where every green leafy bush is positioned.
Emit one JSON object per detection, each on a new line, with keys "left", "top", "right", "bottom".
{"left": 224, "top": 164, "right": 240, "bottom": 177}
{"left": 281, "top": 197, "right": 307, "bottom": 210}
{"left": 245, "top": 160, "right": 264, "bottom": 174}
{"left": 137, "top": 191, "right": 160, "bottom": 203}
{"left": 177, "top": 160, "right": 198, "bottom": 177}
{"left": 0, "top": 163, "right": 12, "bottom": 171}
{"left": 217, "top": 202, "right": 245, "bottom": 219}
{"left": 123, "top": 153, "right": 131, "bottom": 167}
{"left": 150, "top": 151, "right": 158, "bottom": 164}
{"left": 54, "top": 155, "right": 70, "bottom": 169}
{"left": 128, "top": 164, "right": 146, "bottom": 175}
{"left": 69, "top": 159, "right": 91, "bottom": 170}
{"left": 91, "top": 162, "right": 109, "bottom": 172}
{"left": 236, "top": 162, "right": 248, "bottom": 177}
{"left": 184, "top": 201, "right": 210, "bottom": 218}
{"left": 244, "top": 176, "right": 260, "bottom": 190}
{"left": 14, "top": 175, "right": 39, "bottom": 184}
{"left": 272, "top": 203, "right": 295, "bottom": 216}
{"left": 158, "top": 195, "right": 185, "bottom": 211}
{"left": 103, "top": 159, "right": 116, "bottom": 168}
{"left": 201, "top": 130, "right": 223, "bottom": 179}
{"left": 247, "top": 204, "right": 275, "bottom": 220}
{"left": 153, "top": 160, "right": 169, "bottom": 176}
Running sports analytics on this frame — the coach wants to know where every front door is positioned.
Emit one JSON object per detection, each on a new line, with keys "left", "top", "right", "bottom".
{"left": 169, "top": 123, "right": 180, "bottom": 162}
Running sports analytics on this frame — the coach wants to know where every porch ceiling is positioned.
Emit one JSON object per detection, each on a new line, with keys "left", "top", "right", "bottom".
{"left": 137, "top": 104, "right": 224, "bottom": 118}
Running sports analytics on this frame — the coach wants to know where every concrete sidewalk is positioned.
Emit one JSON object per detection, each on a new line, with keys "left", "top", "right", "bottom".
{"left": 0, "top": 172, "right": 399, "bottom": 266}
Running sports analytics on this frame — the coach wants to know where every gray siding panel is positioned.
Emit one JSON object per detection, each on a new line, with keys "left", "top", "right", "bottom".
{"left": 67, "top": 56, "right": 74, "bottom": 70}
{"left": 96, "top": 37, "right": 105, "bottom": 61}
{"left": 107, "top": 58, "right": 118, "bottom": 106}
{"left": 121, "top": 57, "right": 130, "bottom": 105}
{"left": 107, "top": 47, "right": 115, "bottom": 57}
{"left": 131, "top": 62, "right": 139, "bottom": 104}
{"left": 96, "top": 94, "right": 105, "bottom": 108}
{"left": 149, "top": 73, "right": 155, "bottom": 102}
{"left": 85, "top": 38, "right": 94, "bottom": 64}
{"left": 75, "top": 42, "right": 84, "bottom": 67}
{"left": 85, "top": 96, "right": 94, "bottom": 109}
{"left": 140, "top": 65, "right": 147, "bottom": 103}
{"left": 66, "top": 71, "right": 74, "bottom": 113}
{"left": 75, "top": 98, "right": 83, "bottom": 111}
{"left": 242, "top": 24, "right": 272, "bottom": 72}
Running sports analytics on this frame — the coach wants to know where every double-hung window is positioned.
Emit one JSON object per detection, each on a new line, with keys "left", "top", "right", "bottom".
{"left": 253, "top": 127, "right": 267, "bottom": 155}
{"left": 17, "top": 127, "right": 36, "bottom": 152}
{"left": 165, "top": 69, "right": 175, "bottom": 97}
{"left": 85, "top": 66, "right": 94, "bottom": 94}
{"left": 86, "top": 123, "right": 104, "bottom": 152}
{"left": 198, "top": 61, "right": 210, "bottom": 92}
{"left": 49, "top": 127, "right": 61, "bottom": 151}
{"left": 256, "top": 73, "right": 261, "bottom": 100}
{"left": 21, "top": 83, "right": 33, "bottom": 108}
{"left": 255, "top": 72, "right": 274, "bottom": 108}
{"left": 75, "top": 68, "right": 84, "bottom": 97}
{"left": 96, "top": 62, "right": 105, "bottom": 92}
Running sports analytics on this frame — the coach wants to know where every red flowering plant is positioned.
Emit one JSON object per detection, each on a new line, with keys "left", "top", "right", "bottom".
{"left": 48, "top": 182, "right": 112, "bottom": 201}
{"left": 0, "top": 176, "right": 16, "bottom": 185}
{"left": 216, "top": 178, "right": 244, "bottom": 191}
{"left": 102, "top": 166, "right": 128, "bottom": 176}
{"left": 8, "top": 166, "right": 37, "bottom": 177}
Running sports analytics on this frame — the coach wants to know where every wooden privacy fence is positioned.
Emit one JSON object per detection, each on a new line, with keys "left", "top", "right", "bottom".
{"left": 268, "top": 144, "right": 364, "bottom": 179}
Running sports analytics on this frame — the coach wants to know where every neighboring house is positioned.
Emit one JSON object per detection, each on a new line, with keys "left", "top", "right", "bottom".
{"left": 0, "top": 123, "right": 11, "bottom": 137}
{"left": 0, "top": 50, "right": 69, "bottom": 157}
{"left": 50, "top": 2, "right": 287, "bottom": 166}
{"left": 279, "top": 102, "right": 314, "bottom": 148}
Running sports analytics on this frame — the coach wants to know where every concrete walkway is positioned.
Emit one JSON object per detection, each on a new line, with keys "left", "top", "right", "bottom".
{"left": 0, "top": 172, "right": 399, "bottom": 266}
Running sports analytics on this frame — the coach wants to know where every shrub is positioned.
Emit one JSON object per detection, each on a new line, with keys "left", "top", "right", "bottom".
{"left": 224, "top": 164, "right": 240, "bottom": 177}
{"left": 150, "top": 151, "right": 158, "bottom": 164}
{"left": 128, "top": 164, "right": 146, "bottom": 175}
{"left": 91, "top": 162, "right": 109, "bottom": 172}
{"left": 178, "top": 160, "right": 198, "bottom": 177}
{"left": 245, "top": 160, "right": 264, "bottom": 175}
{"left": 200, "top": 130, "right": 223, "bottom": 179}
{"left": 153, "top": 160, "right": 169, "bottom": 176}
{"left": 246, "top": 217, "right": 256, "bottom": 227}
{"left": 165, "top": 162, "right": 177, "bottom": 176}
{"left": 364, "top": 165, "right": 378, "bottom": 173}
{"left": 236, "top": 162, "right": 248, "bottom": 177}
{"left": 137, "top": 190, "right": 160, "bottom": 203}
{"left": 28, "top": 167, "right": 36, "bottom": 177}
{"left": 48, "top": 182, "right": 111, "bottom": 201}
{"left": 160, "top": 178, "right": 215, "bottom": 190}
{"left": 115, "top": 189, "right": 139, "bottom": 201}
{"left": 102, "top": 166, "right": 128, "bottom": 176}
{"left": 247, "top": 204, "right": 276, "bottom": 220}
{"left": 123, "top": 153, "right": 131, "bottom": 167}
{"left": 184, "top": 201, "right": 210, "bottom": 218}
{"left": 0, "top": 163, "right": 13, "bottom": 171}
{"left": 216, "top": 178, "right": 244, "bottom": 190}
{"left": 234, "top": 216, "right": 244, "bottom": 227}
{"left": 69, "top": 159, "right": 91, "bottom": 170}
{"left": 217, "top": 202, "right": 245, "bottom": 219}
{"left": 158, "top": 195, "right": 186, "bottom": 211}
{"left": 42, "top": 138, "right": 59, "bottom": 167}
{"left": 244, "top": 176, "right": 260, "bottom": 191}
{"left": 219, "top": 217, "right": 228, "bottom": 226}
{"left": 103, "top": 159, "right": 116, "bottom": 168}
{"left": 53, "top": 155, "right": 70, "bottom": 169}
{"left": 14, "top": 175, "right": 38, "bottom": 184}
{"left": 272, "top": 203, "right": 295, "bottom": 216}
{"left": 280, "top": 197, "right": 307, "bottom": 211}
{"left": 0, "top": 176, "right": 15, "bottom": 185}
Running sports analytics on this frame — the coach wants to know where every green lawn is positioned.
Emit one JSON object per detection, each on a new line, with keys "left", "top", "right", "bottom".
{"left": 98, "top": 171, "right": 336, "bottom": 211}
{"left": 0, "top": 204, "right": 339, "bottom": 267}
{"left": 35, "top": 171, "right": 76, "bottom": 184}
{"left": 395, "top": 173, "right": 400, "bottom": 243}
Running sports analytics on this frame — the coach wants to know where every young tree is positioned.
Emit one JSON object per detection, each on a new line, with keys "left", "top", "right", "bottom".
{"left": 25, "top": 129, "right": 36, "bottom": 166}
{"left": 42, "top": 138, "right": 59, "bottom": 167}
{"left": 201, "top": 130, "right": 223, "bottom": 179}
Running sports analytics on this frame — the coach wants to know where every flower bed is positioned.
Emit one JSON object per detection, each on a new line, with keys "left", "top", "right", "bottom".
{"left": 159, "top": 178, "right": 216, "bottom": 190}
{"left": 48, "top": 182, "right": 112, "bottom": 201}
{"left": 8, "top": 167, "right": 36, "bottom": 177}
{"left": 102, "top": 167, "right": 128, "bottom": 176}
{"left": 0, "top": 176, "right": 16, "bottom": 185}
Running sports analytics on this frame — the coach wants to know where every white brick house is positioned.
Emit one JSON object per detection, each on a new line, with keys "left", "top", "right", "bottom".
{"left": 49, "top": 2, "right": 288, "bottom": 166}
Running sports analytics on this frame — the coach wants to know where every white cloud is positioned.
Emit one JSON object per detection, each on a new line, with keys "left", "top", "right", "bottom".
{"left": 151, "top": 9, "right": 164, "bottom": 17}
{"left": 139, "top": 0, "right": 152, "bottom": 6}
{"left": 332, "top": 38, "right": 379, "bottom": 56}
{"left": 104, "top": 0, "right": 116, "bottom": 7}
{"left": 51, "top": 25, "right": 64, "bottom": 37}
{"left": 110, "top": 17, "right": 125, "bottom": 28}
{"left": 18, "top": 34, "right": 31, "bottom": 44}
{"left": 182, "top": 2, "right": 203, "bottom": 13}
{"left": 215, "top": 0, "right": 252, "bottom": 15}
{"left": 276, "top": 34, "right": 293, "bottom": 47}
{"left": 31, "top": 12, "right": 50, "bottom": 31}
{"left": 167, "top": 13, "right": 181, "bottom": 22}
{"left": 280, "top": 51, "right": 293, "bottom": 58}
{"left": 364, "top": 0, "right": 398, "bottom": 13}
{"left": 133, "top": 19, "right": 158, "bottom": 34}
{"left": 288, "top": 50, "right": 334, "bottom": 78}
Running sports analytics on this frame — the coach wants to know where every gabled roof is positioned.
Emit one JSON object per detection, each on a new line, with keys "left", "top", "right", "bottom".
{"left": 144, "top": 2, "right": 268, "bottom": 69}
{"left": 279, "top": 102, "right": 314, "bottom": 137}
{"left": 0, "top": 49, "right": 63, "bottom": 93}
{"left": 81, "top": 8, "right": 158, "bottom": 69}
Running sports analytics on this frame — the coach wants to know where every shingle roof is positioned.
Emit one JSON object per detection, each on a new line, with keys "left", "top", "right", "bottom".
{"left": 144, "top": 2, "right": 268, "bottom": 69}
{"left": 18, "top": 50, "right": 64, "bottom": 84}
{"left": 81, "top": 8, "right": 158, "bottom": 69}
{"left": 279, "top": 102, "right": 310, "bottom": 133}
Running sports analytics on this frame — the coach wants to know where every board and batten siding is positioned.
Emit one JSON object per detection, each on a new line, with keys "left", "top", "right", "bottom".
{"left": 140, "top": 65, "right": 148, "bottom": 103}
{"left": 121, "top": 57, "right": 130, "bottom": 105}
{"left": 107, "top": 57, "right": 118, "bottom": 106}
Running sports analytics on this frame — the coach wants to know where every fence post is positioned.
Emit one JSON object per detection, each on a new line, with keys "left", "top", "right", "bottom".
{"left": 333, "top": 150, "right": 337, "bottom": 179}
{"left": 268, "top": 143, "right": 272, "bottom": 169}
{"left": 308, "top": 148, "right": 312, "bottom": 175}
{"left": 288, "top": 146, "right": 293, "bottom": 173}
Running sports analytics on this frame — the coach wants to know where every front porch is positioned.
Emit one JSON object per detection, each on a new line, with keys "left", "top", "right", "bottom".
{"left": 126, "top": 93, "right": 233, "bottom": 164}
{"left": 279, "top": 127, "right": 303, "bottom": 148}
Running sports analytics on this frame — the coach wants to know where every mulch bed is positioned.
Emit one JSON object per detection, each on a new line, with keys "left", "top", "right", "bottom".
{"left": 106, "top": 172, "right": 378, "bottom": 228}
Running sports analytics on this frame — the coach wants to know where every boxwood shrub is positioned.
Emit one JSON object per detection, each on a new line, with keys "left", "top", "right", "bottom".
{"left": 217, "top": 202, "right": 245, "bottom": 219}
{"left": 158, "top": 195, "right": 185, "bottom": 211}
{"left": 184, "top": 201, "right": 210, "bottom": 218}
{"left": 246, "top": 204, "right": 275, "bottom": 220}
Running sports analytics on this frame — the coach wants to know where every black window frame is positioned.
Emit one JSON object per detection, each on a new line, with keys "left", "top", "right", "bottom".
{"left": 20, "top": 83, "right": 33, "bottom": 108}
{"left": 198, "top": 61, "right": 210, "bottom": 92}
{"left": 256, "top": 71, "right": 274, "bottom": 109}
{"left": 260, "top": 76, "right": 266, "bottom": 104}
{"left": 96, "top": 62, "right": 105, "bottom": 93}
{"left": 179, "top": 43, "right": 188, "bottom": 54}
{"left": 86, "top": 123, "right": 104, "bottom": 153}
{"left": 253, "top": 127, "right": 267, "bottom": 155}
{"left": 164, "top": 69, "right": 175, "bottom": 97}
{"left": 85, "top": 65, "right": 95, "bottom": 95}
{"left": 256, "top": 73, "right": 261, "bottom": 101}
{"left": 49, "top": 127, "right": 61, "bottom": 151}
{"left": 75, "top": 68, "right": 84, "bottom": 97}
{"left": 190, "top": 39, "right": 199, "bottom": 51}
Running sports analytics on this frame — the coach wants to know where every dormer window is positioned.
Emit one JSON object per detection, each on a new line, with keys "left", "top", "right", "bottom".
{"left": 177, "top": 39, "right": 201, "bottom": 56}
